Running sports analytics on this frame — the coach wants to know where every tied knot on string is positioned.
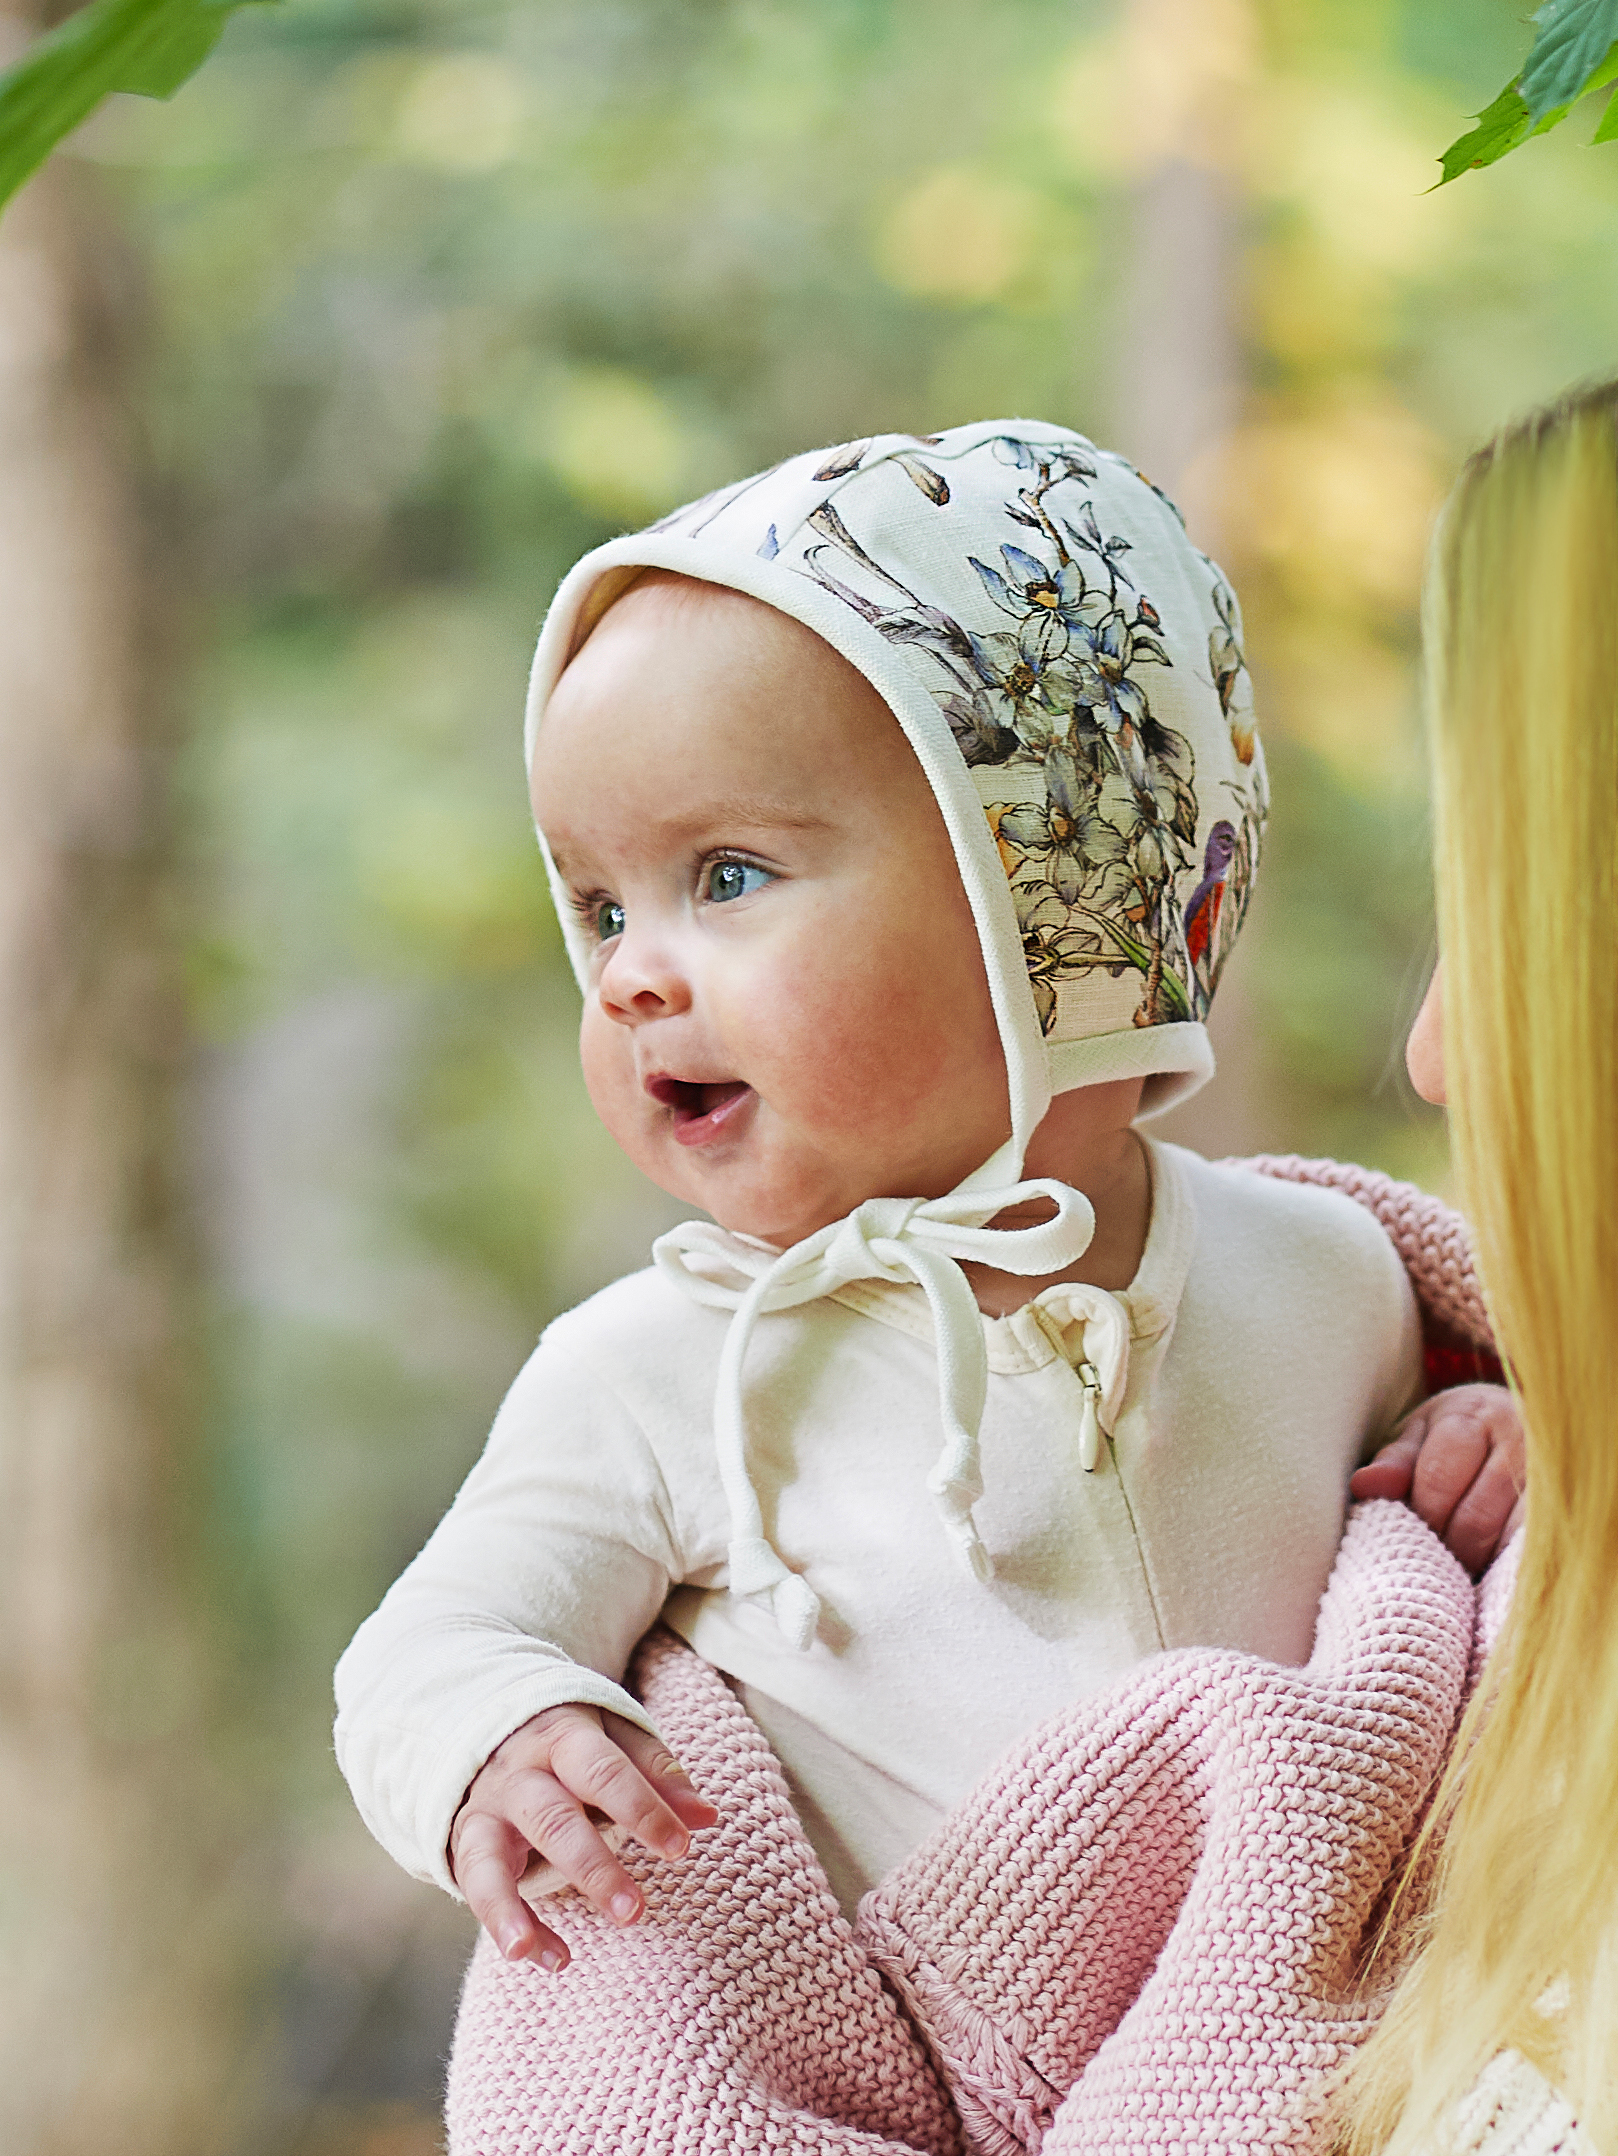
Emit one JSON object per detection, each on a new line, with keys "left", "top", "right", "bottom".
{"left": 655, "top": 1172, "right": 1098, "bottom": 1648}
{"left": 821, "top": 1196, "right": 925, "bottom": 1281}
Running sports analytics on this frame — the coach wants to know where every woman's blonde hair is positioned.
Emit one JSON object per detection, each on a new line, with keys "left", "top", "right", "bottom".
{"left": 1339, "top": 382, "right": 1618, "bottom": 2149}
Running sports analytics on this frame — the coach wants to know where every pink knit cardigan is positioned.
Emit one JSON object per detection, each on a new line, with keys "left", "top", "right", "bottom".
{"left": 446, "top": 1159, "right": 1509, "bottom": 2156}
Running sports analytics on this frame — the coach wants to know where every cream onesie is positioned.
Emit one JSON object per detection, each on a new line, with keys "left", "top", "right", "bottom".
{"left": 335, "top": 420, "right": 1424, "bottom": 1915}
{"left": 336, "top": 1138, "right": 1421, "bottom": 1912}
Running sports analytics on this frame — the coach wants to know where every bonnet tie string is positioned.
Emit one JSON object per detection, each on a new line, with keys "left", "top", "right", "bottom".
{"left": 654, "top": 1178, "right": 1097, "bottom": 1651}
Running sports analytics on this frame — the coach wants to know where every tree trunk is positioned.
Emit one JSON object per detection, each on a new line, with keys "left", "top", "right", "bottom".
{"left": 0, "top": 24, "right": 238, "bottom": 2151}
{"left": 1109, "top": 0, "right": 1272, "bottom": 1157}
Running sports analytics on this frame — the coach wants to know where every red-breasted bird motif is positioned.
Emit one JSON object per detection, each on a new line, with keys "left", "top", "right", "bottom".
{"left": 1183, "top": 820, "right": 1238, "bottom": 979}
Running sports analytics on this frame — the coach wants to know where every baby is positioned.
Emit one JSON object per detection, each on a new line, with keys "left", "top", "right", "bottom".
{"left": 335, "top": 422, "right": 1522, "bottom": 1975}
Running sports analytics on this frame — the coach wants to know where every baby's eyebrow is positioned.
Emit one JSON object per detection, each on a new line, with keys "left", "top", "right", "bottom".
{"left": 662, "top": 795, "right": 837, "bottom": 837}
{"left": 544, "top": 798, "right": 835, "bottom": 882}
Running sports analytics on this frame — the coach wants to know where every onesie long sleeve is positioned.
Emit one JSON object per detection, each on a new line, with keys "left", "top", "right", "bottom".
{"left": 335, "top": 1143, "right": 1423, "bottom": 1909}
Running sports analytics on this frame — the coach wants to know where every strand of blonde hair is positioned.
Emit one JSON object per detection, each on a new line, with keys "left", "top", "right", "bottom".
{"left": 1338, "top": 384, "right": 1618, "bottom": 2150}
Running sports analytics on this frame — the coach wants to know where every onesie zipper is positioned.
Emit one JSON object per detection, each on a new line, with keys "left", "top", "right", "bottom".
{"left": 1075, "top": 1360, "right": 1105, "bottom": 1472}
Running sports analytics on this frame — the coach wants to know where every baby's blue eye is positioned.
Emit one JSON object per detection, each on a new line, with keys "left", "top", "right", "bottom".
{"left": 705, "top": 860, "right": 771, "bottom": 904}
{"left": 595, "top": 899, "right": 626, "bottom": 941}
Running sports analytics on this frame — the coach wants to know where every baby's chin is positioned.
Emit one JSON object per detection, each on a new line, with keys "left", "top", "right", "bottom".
{"left": 657, "top": 1148, "right": 882, "bottom": 1254}
{"left": 680, "top": 1179, "right": 849, "bottom": 1254}
{"left": 602, "top": 1087, "right": 958, "bottom": 1249}
{"left": 691, "top": 1159, "right": 964, "bottom": 1253}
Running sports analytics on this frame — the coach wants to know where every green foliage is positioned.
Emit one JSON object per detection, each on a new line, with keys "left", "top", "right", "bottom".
{"left": 1520, "top": 0, "right": 1618, "bottom": 118}
{"left": 0, "top": 0, "right": 272, "bottom": 214}
{"left": 1438, "top": 0, "right": 1618, "bottom": 182}
{"left": 1437, "top": 84, "right": 1545, "bottom": 185}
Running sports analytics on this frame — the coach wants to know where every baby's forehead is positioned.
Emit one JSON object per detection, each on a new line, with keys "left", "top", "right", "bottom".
{"left": 565, "top": 567, "right": 802, "bottom": 673}
{"left": 554, "top": 569, "right": 893, "bottom": 733}
{"left": 537, "top": 570, "right": 940, "bottom": 844}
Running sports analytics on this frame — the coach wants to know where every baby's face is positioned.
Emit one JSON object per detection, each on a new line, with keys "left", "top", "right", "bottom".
{"left": 532, "top": 575, "right": 1009, "bottom": 1248}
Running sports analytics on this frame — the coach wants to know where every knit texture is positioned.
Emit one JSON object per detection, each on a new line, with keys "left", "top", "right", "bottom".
{"left": 446, "top": 1614, "right": 965, "bottom": 2156}
{"left": 1450, "top": 2050, "right": 1592, "bottom": 2156}
{"left": 444, "top": 1160, "right": 1507, "bottom": 2155}
{"left": 862, "top": 1504, "right": 1470, "bottom": 2154}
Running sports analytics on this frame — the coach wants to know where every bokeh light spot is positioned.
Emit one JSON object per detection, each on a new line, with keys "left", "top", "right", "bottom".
{"left": 533, "top": 369, "right": 687, "bottom": 520}
{"left": 393, "top": 54, "right": 530, "bottom": 172}
{"left": 875, "top": 167, "right": 1047, "bottom": 303}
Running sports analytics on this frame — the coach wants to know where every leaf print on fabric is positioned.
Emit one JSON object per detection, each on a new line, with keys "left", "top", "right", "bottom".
{"left": 813, "top": 441, "right": 871, "bottom": 482}
{"left": 991, "top": 433, "right": 1099, "bottom": 490}
{"left": 651, "top": 458, "right": 788, "bottom": 540}
{"left": 896, "top": 455, "right": 950, "bottom": 504}
{"left": 812, "top": 436, "right": 949, "bottom": 488}
{"left": 1208, "top": 576, "right": 1257, "bottom": 765}
{"left": 937, "top": 689, "right": 1020, "bottom": 767}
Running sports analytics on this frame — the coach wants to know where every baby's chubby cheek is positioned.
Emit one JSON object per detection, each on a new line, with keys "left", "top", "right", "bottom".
{"left": 576, "top": 1007, "right": 655, "bottom": 1158}
{"left": 727, "top": 946, "right": 942, "bottom": 1126}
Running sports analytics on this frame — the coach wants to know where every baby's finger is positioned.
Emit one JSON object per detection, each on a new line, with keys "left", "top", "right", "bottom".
{"left": 547, "top": 1714, "right": 701, "bottom": 1863}
{"left": 1409, "top": 1412, "right": 1490, "bottom": 1541}
{"left": 1443, "top": 1448, "right": 1527, "bottom": 1576}
{"left": 603, "top": 1713, "right": 719, "bottom": 1833}
{"left": 508, "top": 1768, "right": 648, "bottom": 1927}
{"left": 1349, "top": 1423, "right": 1425, "bottom": 1503}
{"left": 452, "top": 1812, "right": 571, "bottom": 1972}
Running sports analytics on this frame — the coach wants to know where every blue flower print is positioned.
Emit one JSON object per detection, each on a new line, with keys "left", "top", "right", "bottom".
{"left": 797, "top": 430, "right": 1213, "bottom": 1031}
{"left": 968, "top": 546, "right": 1102, "bottom": 670}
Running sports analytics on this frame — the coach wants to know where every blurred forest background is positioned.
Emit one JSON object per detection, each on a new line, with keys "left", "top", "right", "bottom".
{"left": 5, "top": 0, "right": 1618, "bottom": 2150}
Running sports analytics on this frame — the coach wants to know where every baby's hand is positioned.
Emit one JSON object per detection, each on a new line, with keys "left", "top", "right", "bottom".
{"left": 1350, "top": 1382, "right": 1524, "bottom": 1576}
{"left": 449, "top": 1703, "right": 718, "bottom": 1972}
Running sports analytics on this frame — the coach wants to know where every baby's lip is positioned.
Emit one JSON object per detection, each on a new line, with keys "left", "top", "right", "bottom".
{"left": 644, "top": 1072, "right": 756, "bottom": 1148}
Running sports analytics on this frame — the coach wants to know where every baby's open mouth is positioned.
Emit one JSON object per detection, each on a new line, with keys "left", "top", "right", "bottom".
{"left": 645, "top": 1074, "right": 755, "bottom": 1147}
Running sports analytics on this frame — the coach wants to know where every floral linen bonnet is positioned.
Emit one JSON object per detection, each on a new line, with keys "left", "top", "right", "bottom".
{"left": 525, "top": 418, "right": 1266, "bottom": 1175}
{"left": 524, "top": 421, "right": 1268, "bottom": 1647}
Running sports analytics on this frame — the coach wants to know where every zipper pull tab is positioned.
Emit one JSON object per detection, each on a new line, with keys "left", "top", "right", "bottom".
{"left": 1076, "top": 1359, "right": 1104, "bottom": 1472}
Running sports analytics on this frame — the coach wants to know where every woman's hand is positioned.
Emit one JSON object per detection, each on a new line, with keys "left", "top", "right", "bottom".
{"left": 449, "top": 1703, "right": 718, "bottom": 1971}
{"left": 1350, "top": 1382, "right": 1525, "bottom": 1576}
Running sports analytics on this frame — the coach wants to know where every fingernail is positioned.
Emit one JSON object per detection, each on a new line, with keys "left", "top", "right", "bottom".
{"left": 539, "top": 1945, "right": 567, "bottom": 1974}
{"left": 610, "top": 1891, "right": 640, "bottom": 1923}
{"left": 656, "top": 1826, "right": 689, "bottom": 1858}
{"left": 496, "top": 1923, "right": 525, "bottom": 1959}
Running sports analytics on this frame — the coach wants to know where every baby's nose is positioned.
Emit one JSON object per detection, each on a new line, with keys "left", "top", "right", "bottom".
{"left": 596, "top": 931, "right": 693, "bottom": 1023}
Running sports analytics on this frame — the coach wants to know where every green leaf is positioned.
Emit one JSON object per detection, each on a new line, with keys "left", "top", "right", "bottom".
{"left": 1069, "top": 908, "right": 1193, "bottom": 1020}
{"left": 1519, "top": 0, "right": 1618, "bottom": 124}
{"left": 0, "top": 0, "right": 271, "bottom": 215}
{"left": 1435, "top": 8, "right": 1618, "bottom": 180}
{"left": 1436, "top": 81, "right": 1536, "bottom": 185}
{"left": 1592, "top": 82, "right": 1618, "bottom": 138}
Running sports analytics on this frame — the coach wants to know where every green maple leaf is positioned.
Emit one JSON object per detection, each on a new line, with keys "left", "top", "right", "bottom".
{"left": 1436, "top": 0, "right": 1618, "bottom": 182}
{"left": 1520, "top": 0, "right": 1618, "bottom": 122}
{"left": 1436, "top": 84, "right": 1537, "bottom": 185}
{"left": 0, "top": 0, "right": 275, "bottom": 215}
